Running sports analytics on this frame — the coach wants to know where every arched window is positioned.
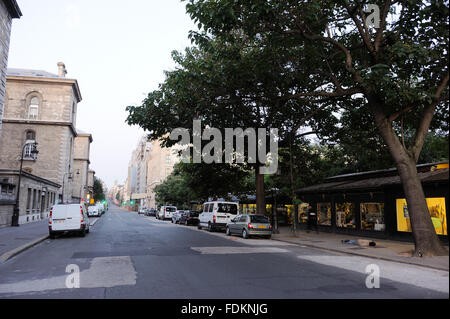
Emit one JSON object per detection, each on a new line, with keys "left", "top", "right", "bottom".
{"left": 28, "top": 97, "right": 39, "bottom": 120}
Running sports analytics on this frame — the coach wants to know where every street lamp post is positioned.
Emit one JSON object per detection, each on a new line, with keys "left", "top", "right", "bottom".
{"left": 12, "top": 142, "right": 39, "bottom": 227}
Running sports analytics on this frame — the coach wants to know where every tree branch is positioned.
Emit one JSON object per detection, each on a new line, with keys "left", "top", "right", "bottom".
{"left": 410, "top": 71, "right": 449, "bottom": 161}
{"left": 374, "top": 0, "right": 392, "bottom": 55}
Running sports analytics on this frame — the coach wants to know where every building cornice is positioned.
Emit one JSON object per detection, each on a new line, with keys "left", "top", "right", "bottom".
{"left": 2, "top": 118, "right": 78, "bottom": 137}
{"left": 0, "top": 169, "right": 61, "bottom": 188}
{"left": 74, "top": 158, "right": 91, "bottom": 164}
{"left": 76, "top": 133, "right": 93, "bottom": 143}
{"left": 6, "top": 75, "right": 82, "bottom": 103}
{"left": 3, "top": 0, "right": 22, "bottom": 19}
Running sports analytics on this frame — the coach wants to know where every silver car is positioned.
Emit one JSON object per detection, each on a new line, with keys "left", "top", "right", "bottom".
{"left": 172, "top": 210, "right": 185, "bottom": 224}
{"left": 226, "top": 214, "right": 272, "bottom": 239}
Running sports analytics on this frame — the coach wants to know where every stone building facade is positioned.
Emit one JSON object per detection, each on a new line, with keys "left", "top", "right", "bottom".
{"left": 87, "top": 169, "right": 95, "bottom": 201}
{"left": 145, "top": 140, "right": 178, "bottom": 209}
{"left": 72, "top": 129, "right": 92, "bottom": 202}
{"left": 0, "top": 0, "right": 21, "bottom": 137}
{"left": 0, "top": 169, "right": 60, "bottom": 227}
{"left": 0, "top": 64, "right": 83, "bottom": 225}
{"left": 127, "top": 136, "right": 152, "bottom": 209}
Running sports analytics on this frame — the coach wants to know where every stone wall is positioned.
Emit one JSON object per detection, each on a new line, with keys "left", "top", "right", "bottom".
{"left": 0, "top": 171, "right": 60, "bottom": 227}
{"left": 3, "top": 79, "right": 78, "bottom": 122}
{"left": 72, "top": 159, "right": 88, "bottom": 200}
{"left": 0, "top": 77, "right": 79, "bottom": 202}
{"left": 0, "top": 0, "right": 12, "bottom": 136}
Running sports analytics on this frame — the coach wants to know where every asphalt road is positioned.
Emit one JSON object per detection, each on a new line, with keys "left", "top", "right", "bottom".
{"left": 0, "top": 205, "right": 448, "bottom": 299}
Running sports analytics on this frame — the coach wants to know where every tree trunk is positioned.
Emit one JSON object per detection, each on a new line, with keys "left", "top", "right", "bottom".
{"left": 395, "top": 156, "right": 447, "bottom": 256}
{"left": 368, "top": 95, "right": 447, "bottom": 257}
{"left": 255, "top": 169, "right": 266, "bottom": 215}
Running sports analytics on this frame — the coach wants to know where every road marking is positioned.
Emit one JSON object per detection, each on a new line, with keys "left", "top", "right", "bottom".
{"left": 297, "top": 255, "right": 449, "bottom": 294}
{"left": 0, "top": 256, "right": 136, "bottom": 294}
{"left": 191, "top": 246, "right": 289, "bottom": 255}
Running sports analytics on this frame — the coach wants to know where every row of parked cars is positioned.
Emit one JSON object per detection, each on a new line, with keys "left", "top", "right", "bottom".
{"left": 49, "top": 201, "right": 108, "bottom": 239}
{"left": 142, "top": 201, "right": 273, "bottom": 239}
{"left": 87, "top": 202, "right": 107, "bottom": 217}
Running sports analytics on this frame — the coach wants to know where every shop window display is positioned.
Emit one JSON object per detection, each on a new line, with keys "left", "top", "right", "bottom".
{"left": 298, "top": 203, "right": 309, "bottom": 223}
{"left": 336, "top": 203, "right": 356, "bottom": 228}
{"left": 317, "top": 203, "right": 331, "bottom": 226}
{"left": 361, "top": 203, "right": 385, "bottom": 231}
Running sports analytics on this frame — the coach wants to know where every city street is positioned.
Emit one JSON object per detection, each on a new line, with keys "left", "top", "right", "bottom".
{"left": 0, "top": 204, "right": 447, "bottom": 299}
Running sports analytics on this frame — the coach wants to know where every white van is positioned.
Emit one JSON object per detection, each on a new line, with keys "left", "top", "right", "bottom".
{"left": 88, "top": 206, "right": 100, "bottom": 217}
{"left": 49, "top": 204, "right": 90, "bottom": 238}
{"left": 158, "top": 206, "right": 177, "bottom": 220}
{"left": 198, "top": 201, "right": 239, "bottom": 232}
{"left": 96, "top": 203, "right": 105, "bottom": 215}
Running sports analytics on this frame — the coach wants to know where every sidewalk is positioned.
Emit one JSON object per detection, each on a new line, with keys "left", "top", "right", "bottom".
{"left": 0, "top": 217, "right": 101, "bottom": 264}
{"left": 272, "top": 226, "right": 449, "bottom": 271}
{"left": 0, "top": 220, "right": 49, "bottom": 263}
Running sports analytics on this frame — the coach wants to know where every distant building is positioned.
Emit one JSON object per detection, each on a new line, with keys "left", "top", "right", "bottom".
{"left": 127, "top": 136, "right": 152, "bottom": 209}
{"left": 0, "top": 0, "right": 21, "bottom": 137}
{"left": 145, "top": 139, "right": 178, "bottom": 209}
{"left": 72, "top": 129, "right": 93, "bottom": 202}
{"left": 87, "top": 169, "right": 95, "bottom": 199}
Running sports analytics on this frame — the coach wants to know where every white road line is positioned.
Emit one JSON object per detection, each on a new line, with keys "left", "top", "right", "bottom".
{"left": 191, "top": 246, "right": 289, "bottom": 255}
{"left": 297, "top": 255, "right": 449, "bottom": 294}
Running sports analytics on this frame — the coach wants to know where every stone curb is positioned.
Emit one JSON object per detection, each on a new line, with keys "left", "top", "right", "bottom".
{"left": 271, "top": 236, "right": 449, "bottom": 272}
{"left": 0, "top": 235, "right": 49, "bottom": 264}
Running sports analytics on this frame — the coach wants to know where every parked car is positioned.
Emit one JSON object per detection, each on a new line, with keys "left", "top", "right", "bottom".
{"left": 146, "top": 209, "right": 157, "bottom": 217}
{"left": 88, "top": 206, "right": 101, "bottom": 217}
{"left": 179, "top": 211, "right": 199, "bottom": 226}
{"left": 226, "top": 214, "right": 272, "bottom": 239}
{"left": 96, "top": 203, "right": 105, "bottom": 215}
{"left": 158, "top": 206, "right": 177, "bottom": 220}
{"left": 49, "top": 204, "right": 90, "bottom": 238}
{"left": 172, "top": 210, "right": 185, "bottom": 223}
{"left": 138, "top": 207, "right": 147, "bottom": 215}
{"left": 198, "top": 201, "right": 239, "bottom": 232}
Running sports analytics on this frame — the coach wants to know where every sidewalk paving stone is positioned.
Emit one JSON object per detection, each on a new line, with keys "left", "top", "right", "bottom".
{"left": 0, "top": 217, "right": 101, "bottom": 263}
{"left": 272, "top": 226, "right": 449, "bottom": 271}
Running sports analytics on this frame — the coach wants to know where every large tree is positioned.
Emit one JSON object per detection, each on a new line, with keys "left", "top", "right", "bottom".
{"left": 127, "top": 34, "right": 328, "bottom": 216}
{"left": 185, "top": 0, "right": 449, "bottom": 256}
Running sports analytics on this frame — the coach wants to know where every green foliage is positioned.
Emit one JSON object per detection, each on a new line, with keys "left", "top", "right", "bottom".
{"left": 154, "top": 161, "right": 254, "bottom": 206}
{"left": 127, "top": 0, "right": 448, "bottom": 227}
{"left": 93, "top": 177, "right": 105, "bottom": 202}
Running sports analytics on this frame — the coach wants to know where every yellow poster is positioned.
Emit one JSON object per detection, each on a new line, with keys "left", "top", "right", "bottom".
{"left": 396, "top": 198, "right": 447, "bottom": 235}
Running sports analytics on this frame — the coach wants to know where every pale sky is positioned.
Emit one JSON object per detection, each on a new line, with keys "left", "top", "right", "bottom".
{"left": 8, "top": 0, "right": 197, "bottom": 189}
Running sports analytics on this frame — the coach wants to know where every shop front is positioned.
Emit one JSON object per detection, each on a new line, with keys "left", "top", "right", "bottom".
{"left": 295, "top": 162, "right": 448, "bottom": 242}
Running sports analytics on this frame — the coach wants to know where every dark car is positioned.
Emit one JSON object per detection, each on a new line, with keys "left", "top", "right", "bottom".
{"left": 179, "top": 211, "right": 199, "bottom": 226}
{"left": 146, "top": 209, "right": 157, "bottom": 217}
